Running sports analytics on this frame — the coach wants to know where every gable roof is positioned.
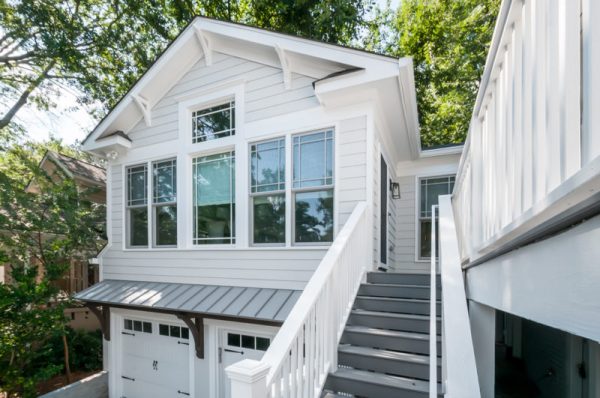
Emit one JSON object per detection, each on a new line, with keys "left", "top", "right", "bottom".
{"left": 82, "top": 16, "right": 421, "bottom": 160}
{"left": 31, "top": 151, "right": 106, "bottom": 186}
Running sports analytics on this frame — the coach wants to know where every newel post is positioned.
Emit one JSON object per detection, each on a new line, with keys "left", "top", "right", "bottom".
{"left": 225, "top": 359, "right": 270, "bottom": 398}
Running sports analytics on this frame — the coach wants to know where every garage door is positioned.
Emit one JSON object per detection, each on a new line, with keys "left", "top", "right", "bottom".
{"left": 120, "top": 317, "right": 190, "bottom": 398}
{"left": 219, "top": 330, "right": 273, "bottom": 398}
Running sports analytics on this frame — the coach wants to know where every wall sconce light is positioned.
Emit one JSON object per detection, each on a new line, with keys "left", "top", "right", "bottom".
{"left": 390, "top": 181, "right": 401, "bottom": 199}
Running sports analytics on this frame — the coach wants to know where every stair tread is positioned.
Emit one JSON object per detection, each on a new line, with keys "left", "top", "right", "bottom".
{"left": 356, "top": 295, "right": 441, "bottom": 304}
{"left": 351, "top": 309, "right": 441, "bottom": 320}
{"left": 362, "top": 283, "right": 432, "bottom": 288}
{"left": 329, "top": 368, "right": 437, "bottom": 393}
{"left": 344, "top": 325, "right": 439, "bottom": 341}
{"left": 339, "top": 344, "right": 440, "bottom": 366}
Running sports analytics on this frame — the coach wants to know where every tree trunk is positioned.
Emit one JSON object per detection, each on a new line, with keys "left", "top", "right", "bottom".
{"left": 0, "top": 61, "right": 55, "bottom": 130}
{"left": 62, "top": 333, "right": 72, "bottom": 384}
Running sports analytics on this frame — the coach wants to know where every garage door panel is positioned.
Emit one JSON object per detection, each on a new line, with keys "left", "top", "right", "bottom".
{"left": 120, "top": 316, "right": 190, "bottom": 398}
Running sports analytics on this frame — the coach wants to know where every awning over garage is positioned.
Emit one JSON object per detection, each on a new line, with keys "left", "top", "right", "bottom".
{"left": 74, "top": 279, "right": 301, "bottom": 358}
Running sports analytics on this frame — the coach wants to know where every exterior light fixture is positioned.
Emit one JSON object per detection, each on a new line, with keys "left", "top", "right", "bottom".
{"left": 390, "top": 181, "right": 401, "bottom": 199}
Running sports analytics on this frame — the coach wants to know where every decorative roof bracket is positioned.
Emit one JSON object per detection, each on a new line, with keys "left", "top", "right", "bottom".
{"left": 132, "top": 94, "right": 151, "bottom": 127}
{"left": 177, "top": 313, "right": 205, "bottom": 359}
{"left": 87, "top": 304, "right": 111, "bottom": 341}
{"left": 194, "top": 26, "right": 212, "bottom": 66}
{"left": 275, "top": 44, "right": 292, "bottom": 90}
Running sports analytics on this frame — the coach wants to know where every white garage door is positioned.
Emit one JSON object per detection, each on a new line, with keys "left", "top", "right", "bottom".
{"left": 120, "top": 317, "right": 191, "bottom": 398}
{"left": 219, "top": 329, "right": 273, "bottom": 398}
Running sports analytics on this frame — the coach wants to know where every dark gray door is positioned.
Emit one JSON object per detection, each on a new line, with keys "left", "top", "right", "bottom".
{"left": 380, "top": 156, "right": 388, "bottom": 265}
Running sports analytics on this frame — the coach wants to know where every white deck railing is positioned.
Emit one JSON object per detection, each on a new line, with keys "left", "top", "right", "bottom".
{"left": 226, "top": 202, "right": 370, "bottom": 398}
{"left": 429, "top": 205, "right": 439, "bottom": 398}
{"left": 453, "top": 0, "right": 600, "bottom": 263}
{"left": 436, "top": 195, "right": 481, "bottom": 397}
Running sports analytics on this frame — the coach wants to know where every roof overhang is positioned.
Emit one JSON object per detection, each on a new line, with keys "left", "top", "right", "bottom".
{"left": 75, "top": 279, "right": 300, "bottom": 358}
{"left": 81, "top": 17, "right": 410, "bottom": 158}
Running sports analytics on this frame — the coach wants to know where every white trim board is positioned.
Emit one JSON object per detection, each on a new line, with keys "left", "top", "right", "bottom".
{"left": 466, "top": 212, "right": 600, "bottom": 343}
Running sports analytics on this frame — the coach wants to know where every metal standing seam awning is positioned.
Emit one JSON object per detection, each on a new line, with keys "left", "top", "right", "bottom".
{"left": 74, "top": 279, "right": 301, "bottom": 358}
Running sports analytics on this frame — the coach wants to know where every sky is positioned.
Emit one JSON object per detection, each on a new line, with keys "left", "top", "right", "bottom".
{"left": 18, "top": 0, "right": 400, "bottom": 146}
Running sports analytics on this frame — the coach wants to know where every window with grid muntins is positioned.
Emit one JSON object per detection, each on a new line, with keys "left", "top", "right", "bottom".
{"left": 418, "top": 175, "right": 455, "bottom": 259}
{"left": 152, "top": 159, "right": 177, "bottom": 246}
{"left": 126, "top": 164, "right": 148, "bottom": 247}
{"left": 192, "top": 100, "right": 235, "bottom": 143}
{"left": 292, "top": 129, "right": 334, "bottom": 244}
{"left": 250, "top": 138, "right": 286, "bottom": 244}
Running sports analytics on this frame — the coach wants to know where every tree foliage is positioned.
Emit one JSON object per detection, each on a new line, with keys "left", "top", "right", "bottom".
{"left": 0, "top": 139, "right": 105, "bottom": 397}
{"left": 0, "top": 0, "right": 373, "bottom": 133}
{"left": 364, "top": 0, "right": 499, "bottom": 147}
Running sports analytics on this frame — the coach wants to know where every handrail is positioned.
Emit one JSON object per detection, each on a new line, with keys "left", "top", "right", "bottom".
{"left": 429, "top": 205, "right": 439, "bottom": 398}
{"left": 226, "top": 202, "right": 370, "bottom": 398}
{"left": 453, "top": 0, "right": 600, "bottom": 264}
{"left": 438, "top": 195, "right": 480, "bottom": 397}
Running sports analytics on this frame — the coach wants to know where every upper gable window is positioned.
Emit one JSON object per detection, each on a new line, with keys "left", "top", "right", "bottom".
{"left": 192, "top": 100, "right": 235, "bottom": 143}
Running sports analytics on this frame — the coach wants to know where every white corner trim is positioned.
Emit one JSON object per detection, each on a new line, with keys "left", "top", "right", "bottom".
{"left": 194, "top": 26, "right": 212, "bottom": 66}
{"left": 274, "top": 44, "right": 292, "bottom": 90}
{"left": 132, "top": 94, "right": 152, "bottom": 126}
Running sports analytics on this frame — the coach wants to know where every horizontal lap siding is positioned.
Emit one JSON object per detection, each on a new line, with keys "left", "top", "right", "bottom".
{"left": 101, "top": 249, "right": 326, "bottom": 290}
{"left": 394, "top": 175, "right": 426, "bottom": 272}
{"left": 337, "top": 116, "right": 367, "bottom": 231}
{"left": 128, "top": 52, "right": 318, "bottom": 148}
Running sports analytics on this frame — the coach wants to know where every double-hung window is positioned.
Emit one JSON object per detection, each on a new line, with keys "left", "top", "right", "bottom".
{"left": 292, "top": 130, "right": 334, "bottom": 244}
{"left": 126, "top": 159, "right": 178, "bottom": 248}
{"left": 192, "top": 151, "right": 235, "bottom": 245}
{"left": 126, "top": 165, "right": 148, "bottom": 247}
{"left": 192, "top": 100, "right": 235, "bottom": 143}
{"left": 250, "top": 138, "right": 286, "bottom": 245}
{"left": 418, "top": 175, "right": 455, "bottom": 259}
{"left": 152, "top": 159, "right": 177, "bottom": 246}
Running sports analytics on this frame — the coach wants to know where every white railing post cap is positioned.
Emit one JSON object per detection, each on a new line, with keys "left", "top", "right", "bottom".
{"left": 226, "top": 359, "right": 270, "bottom": 383}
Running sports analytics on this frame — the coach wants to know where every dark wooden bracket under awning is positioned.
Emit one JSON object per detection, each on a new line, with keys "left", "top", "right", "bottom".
{"left": 177, "top": 314, "right": 204, "bottom": 359}
{"left": 86, "top": 304, "right": 111, "bottom": 341}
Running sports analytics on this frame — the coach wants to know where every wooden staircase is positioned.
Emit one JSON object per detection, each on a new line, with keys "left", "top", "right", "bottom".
{"left": 322, "top": 272, "right": 443, "bottom": 398}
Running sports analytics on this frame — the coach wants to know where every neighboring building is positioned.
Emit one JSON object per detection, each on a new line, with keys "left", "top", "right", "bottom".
{"left": 4, "top": 151, "right": 107, "bottom": 331}
{"left": 77, "top": 16, "right": 459, "bottom": 398}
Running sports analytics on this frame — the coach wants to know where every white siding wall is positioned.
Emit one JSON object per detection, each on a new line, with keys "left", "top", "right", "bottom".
{"left": 127, "top": 52, "right": 319, "bottom": 148}
{"left": 103, "top": 52, "right": 371, "bottom": 290}
{"left": 394, "top": 175, "right": 424, "bottom": 272}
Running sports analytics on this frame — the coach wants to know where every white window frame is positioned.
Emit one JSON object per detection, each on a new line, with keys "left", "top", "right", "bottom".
{"left": 291, "top": 129, "right": 335, "bottom": 246}
{"left": 125, "top": 163, "right": 149, "bottom": 248}
{"left": 415, "top": 174, "right": 455, "bottom": 261}
{"left": 191, "top": 99, "right": 236, "bottom": 143}
{"left": 151, "top": 158, "right": 178, "bottom": 248}
{"left": 191, "top": 150, "right": 236, "bottom": 246}
{"left": 123, "top": 157, "right": 179, "bottom": 250}
{"left": 249, "top": 136, "right": 287, "bottom": 247}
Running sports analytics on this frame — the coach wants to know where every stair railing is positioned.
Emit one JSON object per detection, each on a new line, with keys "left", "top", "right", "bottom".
{"left": 437, "top": 195, "right": 481, "bottom": 397}
{"left": 429, "top": 205, "right": 439, "bottom": 398}
{"left": 226, "top": 202, "right": 370, "bottom": 398}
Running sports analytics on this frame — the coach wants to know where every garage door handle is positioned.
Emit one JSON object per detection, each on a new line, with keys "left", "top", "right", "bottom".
{"left": 178, "top": 391, "right": 190, "bottom": 396}
{"left": 121, "top": 376, "right": 135, "bottom": 381}
{"left": 224, "top": 348, "right": 244, "bottom": 354}
{"left": 122, "top": 332, "right": 135, "bottom": 336}
{"left": 178, "top": 341, "right": 189, "bottom": 346}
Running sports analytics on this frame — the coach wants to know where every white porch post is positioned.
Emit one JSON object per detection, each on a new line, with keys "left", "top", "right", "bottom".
{"left": 225, "top": 359, "right": 270, "bottom": 398}
{"left": 468, "top": 300, "right": 495, "bottom": 398}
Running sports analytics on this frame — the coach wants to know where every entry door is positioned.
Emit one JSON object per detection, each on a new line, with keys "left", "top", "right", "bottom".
{"left": 219, "top": 330, "right": 273, "bottom": 398}
{"left": 120, "top": 318, "right": 190, "bottom": 398}
{"left": 380, "top": 155, "right": 389, "bottom": 267}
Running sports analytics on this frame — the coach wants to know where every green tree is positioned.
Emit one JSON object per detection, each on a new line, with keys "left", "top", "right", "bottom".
{"left": 364, "top": 0, "right": 499, "bottom": 147}
{"left": 0, "top": 0, "right": 373, "bottom": 134}
{"left": 0, "top": 140, "right": 105, "bottom": 397}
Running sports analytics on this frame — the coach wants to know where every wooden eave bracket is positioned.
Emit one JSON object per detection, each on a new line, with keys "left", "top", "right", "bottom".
{"left": 132, "top": 94, "right": 151, "bottom": 127}
{"left": 194, "top": 26, "right": 212, "bottom": 66}
{"left": 275, "top": 44, "right": 292, "bottom": 90}
{"left": 87, "top": 304, "right": 111, "bottom": 341}
{"left": 177, "top": 314, "right": 205, "bottom": 359}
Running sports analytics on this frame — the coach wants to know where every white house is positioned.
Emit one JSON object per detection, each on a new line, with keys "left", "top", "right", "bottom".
{"left": 77, "top": 1, "right": 600, "bottom": 397}
{"left": 77, "top": 16, "right": 460, "bottom": 398}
